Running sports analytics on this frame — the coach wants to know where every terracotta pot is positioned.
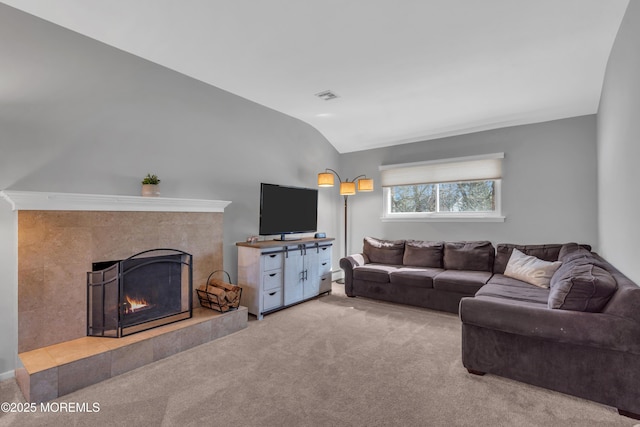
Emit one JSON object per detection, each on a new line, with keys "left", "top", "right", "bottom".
{"left": 141, "top": 184, "right": 160, "bottom": 197}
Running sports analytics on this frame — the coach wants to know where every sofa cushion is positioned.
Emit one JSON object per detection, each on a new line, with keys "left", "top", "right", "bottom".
{"left": 352, "top": 264, "right": 398, "bottom": 283}
{"left": 443, "top": 241, "right": 495, "bottom": 272}
{"left": 503, "top": 249, "right": 562, "bottom": 289}
{"left": 363, "top": 237, "right": 405, "bottom": 265}
{"left": 402, "top": 240, "right": 444, "bottom": 268}
{"left": 494, "top": 243, "right": 564, "bottom": 274}
{"left": 389, "top": 267, "right": 443, "bottom": 288}
{"left": 549, "top": 259, "right": 617, "bottom": 312}
{"left": 478, "top": 274, "right": 550, "bottom": 304}
{"left": 557, "top": 245, "right": 612, "bottom": 274}
{"left": 433, "top": 270, "right": 492, "bottom": 294}
{"left": 558, "top": 243, "right": 596, "bottom": 263}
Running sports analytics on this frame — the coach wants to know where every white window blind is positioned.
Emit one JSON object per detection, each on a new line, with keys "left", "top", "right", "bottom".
{"left": 379, "top": 153, "right": 504, "bottom": 187}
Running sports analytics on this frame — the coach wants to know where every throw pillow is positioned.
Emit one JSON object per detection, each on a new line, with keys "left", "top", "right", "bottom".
{"left": 504, "top": 248, "right": 562, "bottom": 288}
{"left": 548, "top": 259, "right": 617, "bottom": 312}
{"left": 403, "top": 240, "right": 444, "bottom": 268}
{"left": 363, "top": 237, "right": 405, "bottom": 265}
{"left": 493, "top": 243, "right": 563, "bottom": 274}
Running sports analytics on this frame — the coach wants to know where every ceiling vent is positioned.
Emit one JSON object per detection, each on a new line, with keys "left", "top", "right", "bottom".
{"left": 315, "top": 90, "right": 339, "bottom": 101}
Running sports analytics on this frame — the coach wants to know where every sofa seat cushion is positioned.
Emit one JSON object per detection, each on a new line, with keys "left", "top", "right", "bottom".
{"left": 433, "top": 270, "right": 492, "bottom": 294}
{"left": 389, "top": 267, "right": 443, "bottom": 288}
{"left": 478, "top": 274, "right": 550, "bottom": 304}
{"left": 402, "top": 240, "right": 444, "bottom": 268}
{"left": 352, "top": 264, "right": 400, "bottom": 283}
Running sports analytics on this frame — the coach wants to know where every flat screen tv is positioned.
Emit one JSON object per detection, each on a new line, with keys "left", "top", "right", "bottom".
{"left": 259, "top": 183, "right": 318, "bottom": 241}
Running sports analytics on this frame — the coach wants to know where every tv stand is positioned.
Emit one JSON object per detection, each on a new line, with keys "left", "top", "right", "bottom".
{"left": 236, "top": 237, "right": 334, "bottom": 319}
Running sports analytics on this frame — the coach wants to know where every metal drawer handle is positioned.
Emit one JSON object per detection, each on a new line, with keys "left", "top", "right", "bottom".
{"left": 269, "top": 273, "right": 277, "bottom": 277}
{"left": 269, "top": 254, "right": 277, "bottom": 258}
{"left": 268, "top": 291, "right": 277, "bottom": 296}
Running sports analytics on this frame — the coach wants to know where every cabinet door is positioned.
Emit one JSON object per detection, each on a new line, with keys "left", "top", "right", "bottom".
{"left": 283, "top": 247, "right": 304, "bottom": 305}
{"left": 303, "top": 248, "right": 320, "bottom": 299}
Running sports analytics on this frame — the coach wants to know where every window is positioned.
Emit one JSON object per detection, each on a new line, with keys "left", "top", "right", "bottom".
{"left": 380, "top": 154, "right": 505, "bottom": 222}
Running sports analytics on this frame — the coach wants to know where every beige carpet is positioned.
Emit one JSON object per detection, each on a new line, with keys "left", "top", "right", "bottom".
{"left": 0, "top": 284, "right": 635, "bottom": 427}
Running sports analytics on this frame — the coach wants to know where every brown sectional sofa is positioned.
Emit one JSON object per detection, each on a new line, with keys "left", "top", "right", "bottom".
{"left": 339, "top": 237, "right": 640, "bottom": 419}
{"left": 340, "top": 237, "right": 497, "bottom": 313}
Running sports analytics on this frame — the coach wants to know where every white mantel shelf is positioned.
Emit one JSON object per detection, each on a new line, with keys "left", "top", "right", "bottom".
{"left": 0, "top": 190, "right": 231, "bottom": 212}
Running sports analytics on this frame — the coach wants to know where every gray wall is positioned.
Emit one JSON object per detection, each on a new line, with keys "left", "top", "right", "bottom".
{"left": 598, "top": 0, "right": 640, "bottom": 284}
{"left": 0, "top": 5, "right": 340, "bottom": 377}
{"left": 340, "top": 115, "right": 599, "bottom": 255}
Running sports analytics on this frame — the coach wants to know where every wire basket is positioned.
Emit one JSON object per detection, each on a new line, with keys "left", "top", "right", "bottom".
{"left": 196, "top": 270, "right": 242, "bottom": 312}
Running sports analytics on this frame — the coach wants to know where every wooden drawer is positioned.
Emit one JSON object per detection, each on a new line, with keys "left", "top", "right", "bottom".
{"left": 318, "top": 259, "right": 331, "bottom": 276}
{"left": 263, "top": 288, "right": 283, "bottom": 311}
{"left": 262, "top": 270, "right": 282, "bottom": 291}
{"left": 317, "top": 245, "right": 332, "bottom": 259}
{"left": 262, "top": 252, "right": 283, "bottom": 271}
{"left": 319, "top": 273, "right": 332, "bottom": 294}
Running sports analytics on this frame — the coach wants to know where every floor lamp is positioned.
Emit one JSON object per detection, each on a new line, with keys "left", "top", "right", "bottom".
{"left": 318, "top": 169, "right": 374, "bottom": 283}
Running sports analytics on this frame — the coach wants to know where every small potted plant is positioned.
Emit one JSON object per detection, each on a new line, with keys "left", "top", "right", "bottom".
{"left": 141, "top": 173, "right": 161, "bottom": 197}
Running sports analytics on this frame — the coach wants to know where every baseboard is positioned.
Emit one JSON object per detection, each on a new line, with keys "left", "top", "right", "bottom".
{"left": 0, "top": 369, "right": 15, "bottom": 381}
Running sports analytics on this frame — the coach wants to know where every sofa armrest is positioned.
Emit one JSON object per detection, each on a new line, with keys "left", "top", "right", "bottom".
{"left": 459, "top": 296, "right": 640, "bottom": 355}
{"left": 339, "top": 253, "right": 368, "bottom": 296}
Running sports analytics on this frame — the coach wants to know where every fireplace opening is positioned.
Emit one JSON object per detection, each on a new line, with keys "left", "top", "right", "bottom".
{"left": 87, "top": 248, "right": 193, "bottom": 338}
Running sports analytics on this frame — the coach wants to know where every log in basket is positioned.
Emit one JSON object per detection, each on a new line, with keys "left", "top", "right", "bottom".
{"left": 197, "top": 270, "right": 242, "bottom": 312}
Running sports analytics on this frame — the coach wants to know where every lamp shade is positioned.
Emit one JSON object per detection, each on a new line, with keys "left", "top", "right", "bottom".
{"left": 317, "top": 172, "right": 334, "bottom": 187}
{"left": 357, "top": 178, "right": 374, "bottom": 192}
{"left": 340, "top": 181, "right": 356, "bottom": 195}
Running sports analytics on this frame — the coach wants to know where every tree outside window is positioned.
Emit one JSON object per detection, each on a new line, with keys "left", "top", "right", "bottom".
{"left": 390, "top": 180, "right": 496, "bottom": 213}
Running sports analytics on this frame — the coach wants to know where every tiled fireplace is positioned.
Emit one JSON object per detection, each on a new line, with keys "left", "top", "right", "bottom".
{"left": 87, "top": 248, "right": 194, "bottom": 338}
{"left": 1, "top": 191, "right": 248, "bottom": 403}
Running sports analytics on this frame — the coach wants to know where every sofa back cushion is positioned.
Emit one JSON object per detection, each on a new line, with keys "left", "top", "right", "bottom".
{"left": 558, "top": 242, "right": 594, "bottom": 263}
{"left": 494, "top": 244, "right": 564, "bottom": 274}
{"left": 549, "top": 258, "right": 617, "bottom": 312}
{"left": 443, "top": 241, "right": 495, "bottom": 272}
{"left": 403, "top": 240, "right": 444, "bottom": 268}
{"left": 363, "top": 237, "right": 405, "bottom": 265}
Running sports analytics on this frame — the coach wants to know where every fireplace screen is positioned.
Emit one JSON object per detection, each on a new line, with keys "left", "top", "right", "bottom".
{"left": 87, "top": 249, "right": 193, "bottom": 338}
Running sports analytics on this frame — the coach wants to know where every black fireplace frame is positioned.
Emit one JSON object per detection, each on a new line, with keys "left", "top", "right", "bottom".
{"left": 87, "top": 248, "right": 193, "bottom": 338}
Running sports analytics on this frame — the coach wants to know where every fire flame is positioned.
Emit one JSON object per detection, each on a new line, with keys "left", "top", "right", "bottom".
{"left": 125, "top": 295, "right": 149, "bottom": 313}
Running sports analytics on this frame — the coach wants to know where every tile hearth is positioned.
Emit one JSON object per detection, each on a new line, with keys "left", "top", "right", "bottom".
{"left": 16, "top": 307, "right": 248, "bottom": 403}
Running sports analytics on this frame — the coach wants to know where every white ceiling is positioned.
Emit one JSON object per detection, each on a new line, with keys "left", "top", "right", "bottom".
{"left": 2, "top": 0, "right": 630, "bottom": 153}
